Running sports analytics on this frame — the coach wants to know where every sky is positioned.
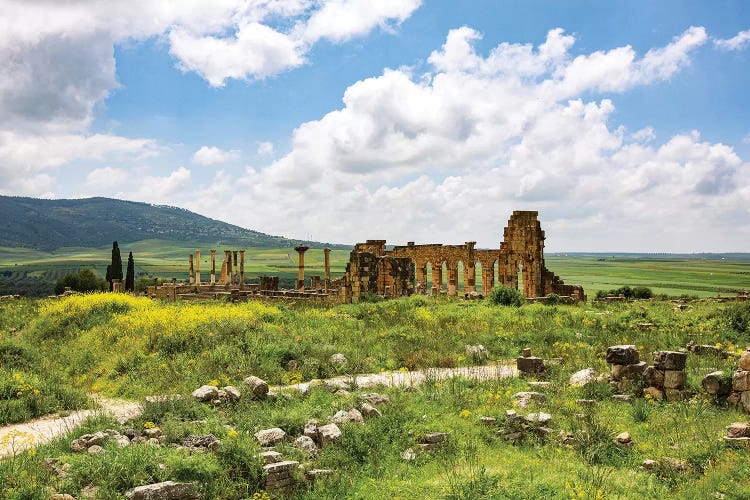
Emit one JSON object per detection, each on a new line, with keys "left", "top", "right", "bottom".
{"left": 1, "top": 0, "right": 749, "bottom": 252}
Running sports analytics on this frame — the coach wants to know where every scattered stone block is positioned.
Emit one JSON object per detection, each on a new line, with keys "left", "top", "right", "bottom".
{"left": 663, "top": 370, "right": 687, "bottom": 389}
{"left": 642, "top": 459, "right": 658, "bottom": 470}
{"left": 512, "top": 391, "right": 545, "bottom": 408}
{"left": 305, "top": 469, "right": 333, "bottom": 483}
{"left": 525, "top": 412, "right": 552, "bottom": 425}
{"left": 527, "top": 381, "right": 552, "bottom": 389}
{"left": 359, "top": 393, "right": 390, "bottom": 406}
{"left": 643, "top": 387, "right": 664, "bottom": 400}
{"left": 654, "top": 351, "right": 687, "bottom": 371}
{"left": 360, "top": 402, "right": 382, "bottom": 418}
{"left": 422, "top": 432, "right": 448, "bottom": 444}
{"left": 182, "top": 434, "right": 220, "bottom": 451}
{"left": 702, "top": 371, "right": 731, "bottom": 395}
{"left": 643, "top": 366, "right": 665, "bottom": 387}
{"left": 329, "top": 353, "right": 348, "bottom": 369}
{"left": 740, "top": 350, "right": 750, "bottom": 371}
{"left": 254, "top": 428, "right": 286, "bottom": 447}
{"left": 732, "top": 371, "right": 750, "bottom": 392}
{"left": 615, "top": 432, "right": 633, "bottom": 448}
{"left": 303, "top": 419, "right": 319, "bottom": 441}
{"left": 611, "top": 361, "right": 647, "bottom": 381}
{"left": 70, "top": 438, "right": 88, "bottom": 453}
{"left": 222, "top": 386, "right": 241, "bottom": 400}
{"left": 606, "top": 345, "right": 639, "bottom": 365}
{"left": 318, "top": 424, "right": 341, "bottom": 445}
{"left": 401, "top": 448, "right": 416, "bottom": 461}
{"left": 465, "top": 344, "right": 489, "bottom": 362}
{"left": 726, "top": 422, "right": 750, "bottom": 438}
{"left": 50, "top": 495, "right": 75, "bottom": 500}
{"left": 521, "top": 348, "right": 532, "bottom": 357}
{"left": 569, "top": 368, "right": 597, "bottom": 387}
{"left": 242, "top": 376, "right": 269, "bottom": 400}
{"left": 516, "top": 356, "right": 544, "bottom": 374}
{"left": 87, "top": 445, "right": 105, "bottom": 455}
{"left": 293, "top": 435, "right": 319, "bottom": 457}
{"left": 259, "top": 450, "right": 283, "bottom": 464}
{"left": 332, "top": 409, "right": 364, "bottom": 425}
{"left": 665, "top": 388, "right": 693, "bottom": 402}
{"left": 612, "top": 394, "right": 632, "bottom": 403}
{"left": 479, "top": 416, "right": 497, "bottom": 425}
{"left": 125, "top": 481, "right": 197, "bottom": 500}
{"left": 191, "top": 385, "right": 219, "bottom": 402}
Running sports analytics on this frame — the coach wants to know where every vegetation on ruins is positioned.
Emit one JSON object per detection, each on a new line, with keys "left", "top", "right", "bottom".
{"left": 1, "top": 294, "right": 750, "bottom": 498}
{"left": 595, "top": 286, "right": 654, "bottom": 300}
{"left": 488, "top": 286, "right": 524, "bottom": 307}
{"left": 53, "top": 268, "right": 108, "bottom": 295}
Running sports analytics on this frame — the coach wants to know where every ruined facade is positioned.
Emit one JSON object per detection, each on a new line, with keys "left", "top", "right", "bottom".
{"left": 341, "top": 211, "right": 585, "bottom": 303}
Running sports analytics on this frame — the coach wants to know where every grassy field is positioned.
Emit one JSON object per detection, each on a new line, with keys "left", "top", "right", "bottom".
{"left": 1, "top": 240, "right": 748, "bottom": 298}
{"left": 1, "top": 294, "right": 750, "bottom": 498}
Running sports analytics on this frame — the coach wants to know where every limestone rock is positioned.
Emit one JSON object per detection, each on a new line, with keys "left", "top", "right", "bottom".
{"left": 87, "top": 431, "right": 107, "bottom": 446}
{"left": 305, "top": 469, "right": 333, "bottom": 482}
{"left": 465, "top": 344, "right": 489, "bottom": 362}
{"left": 642, "top": 459, "right": 658, "bottom": 470}
{"left": 605, "top": 345, "right": 639, "bottom": 365}
{"left": 50, "top": 495, "right": 76, "bottom": 500}
{"left": 360, "top": 402, "right": 382, "bottom": 418}
{"left": 70, "top": 438, "right": 88, "bottom": 453}
{"left": 665, "top": 388, "right": 693, "bottom": 402}
{"left": 222, "top": 386, "right": 241, "bottom": 400}
{"left": 183, "top": 434, "right": 220, "bottom": 451}
{"left": 726, "top": 422, "right": 750, "bottom": 438}
{"left": 643, "top": 386, "right": 664, "bottom": 400}
{"left": 512, "top": 391, "right": 545, "bottom": 409}
{"left": 733, "top": 370, "right": 750, "bottom": 392}
{"left": 422, "top": 432, "right": 449, "bottom": 443}
{"left": 318, "top": 423, "right": 341, "bottom": 445}
{"left": 334, "top": 389, "right": 351, "bottom": 397}
{"left": 525, "top": 413, "right": 552, "bottom": 425}
{"left": 303, "top": 419, "right": 319, "bottom": 441}
{"left": 643, "top": 366, "right": 665, "bottom": 387}
{"left": 114, "top": 435, "right": 131, "bottom": 447}
{"left": 242, "top": 376, "right": 269, "bottom": 400}
{"left": 87, "top": 445, "right": 105, "bottom": 455}
{"left": 259, "top": 450, "right": 283, "bottom": 464}
{"left": 191, "top": 385, "right": 219, "bottom": 402}
{"left": 612, "top": 394, "right": 632, "bottom": 403}
{"left": 516, "top": 356, "right": 544, "bottom": 374}
{"left": 615, "top": 432, "right": 633, "bottom": 448}
{"left": 143, "top": 428, "right": 162, "bottom": 439}
{"left": 332, "top": 409, "right": 364, "bottom": 424}
{"left": 359, "top": 392, "right": 390, "bottom": 406}
{"left": 323, "top": 378, "right": 350, "bottom": 393}
{"left": 741, "top": 391, "right": 750, "bottom": 413}
{"left": 479, "top": 416, "right": 497, "bottom": 425}
{"left": 125, "top": 481, "right": 197, "bottom": 500}
{"left": 329, "top": 353, "right": 348, "bottom": 369}
{"left": 527, "top": 381, "right": 552, "bottom": 389}
{"left": 569, "top": 368, "right": 597, "bottom": 387}
{"left": 611, "top": 361, "right": 647, "bottom": 381}
{"left": 702, "top": 371, "right": 731, "bottom": 395}
{"left": 654, "top": 351, "right": 687, "bottom": 371}
{"left": 254, "top": 428, "right": 286, "bottom": 447}
{"left": 293, "top": 435, "right": 319, "bottom": 457}
{"left": 740, "top": 350, "right": 750, "bottom": 371}
{"left": 401, "top": 448, "right": 416, "bottom": 461}
{"left": 663, "top": 370, "right": 687, "bottom": 389}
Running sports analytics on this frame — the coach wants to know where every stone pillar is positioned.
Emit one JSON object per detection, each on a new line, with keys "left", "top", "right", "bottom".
{"left": 481, "top": 261, "right": 495, "bottom": 294}
{"left": 189, "top": 254, "right": 195, "bottom": 284}
{"left": 225, "top": 251, "right": 232, "bottom": 285}
{"left": 295, "top": 246, "right": 309, "bottom": 290}
{"left": 210, "top": 250, "right": 216, "bottom": 285}
{"left": 415, "top": 261, "right": 427, "bottom": 294}
{"left": 195, "top": 250, "right": 201, "bottom": 285}
{"left": 232, "top": 251, "right": 238, "bottom": 285}
{"left": 465, "top": 262, "right": 476, "bottom": 293}
{"left": 324, "top": 248, "right": 331, "bottom": 291}
{"left": 239, "top": 250, "right": 245, "bottom": 289}
{"left": 431, "top": 264, "right": 443, "bottom": 295}
{"left": 447, "top": 263, "right": 458, "bottom": 296}
{"left": 172, "top": 277, "right": 177, "bottom": 301}
{"left": 311, "top": 275, "right": 321, "bottom": 290}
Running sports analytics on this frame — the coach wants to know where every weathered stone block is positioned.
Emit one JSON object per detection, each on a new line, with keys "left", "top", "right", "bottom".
{"left": 726, "top": 422, "right": 750, "bottom": 438}
{"left": 643, "top": 386, "right": 664, "bottom": 400}
{"left": 702, "top": 371, "right": 731, "bottom": 395}
{"left": 191, "top": 385, "right": 219, "bottom": 402}
{"left": 612, "top": 361, "right": 647, "bottom": 381}
{"left": 242, "top": 376, "right": 269, "bottom": 400}
{"left": 733, "top": 371, "right": 750, "bottom": 392}
{"left": 254, "top": 428, "right": 285, "bottom": 447}
{"left": 663, "top": 370, "right": 687, "bottom": 389}
{"left": 654, "top": 351, "right": 687, "bottom": 371}
{"left": 125, "top": 481, "right": 197, "bottom": 500}
{"left": 606, "top": 345, "right": 639, "bottom": 365}
{"left": 516, "top": 356, "right": 544, "bottom": 373}
{"left": 318, "top": 423, "right": 341, "bottom": 445}
{"left": 742, "top": 391, "right": 750, "bottom": 414}
{"left": 422, "top": 432, "right": 449, "bottom": 444}
{"left": 665, "top": 388, "right": 692, "bottom": 402}
{"left": 643, "top": 366, "right": 665, "bottom": 388}
{"left": 740, "top": 350, "right": 750, "bottom": 371}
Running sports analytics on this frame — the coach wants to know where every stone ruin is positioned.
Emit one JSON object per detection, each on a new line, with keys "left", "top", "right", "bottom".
{"left": 147, "top": 211, "right": 583, "bottom": 304}
{"left": 340, "top": 211, "right": 585, "bottom": 303}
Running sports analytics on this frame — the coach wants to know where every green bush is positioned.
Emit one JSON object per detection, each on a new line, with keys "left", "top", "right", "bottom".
{"left": 544, "top": 293, "right": 562, "bottom": 306}
{"left": 488, "top": 287, "right": 524, "bottom": 307}
{"left": 54, "top": 268, "right": 107, "bottom": 295}
{"left": 724, "top": 302, "right": 750, "bottom": 334}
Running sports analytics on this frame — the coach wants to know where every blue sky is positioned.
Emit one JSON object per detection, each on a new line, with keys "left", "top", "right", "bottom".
{"left": 1, "top": 0, "right": 749, "bottom": 251}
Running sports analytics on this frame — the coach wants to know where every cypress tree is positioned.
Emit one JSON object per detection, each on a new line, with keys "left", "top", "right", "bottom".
{"left": 125, "top": 252, "right": 135, "bottom": 292}
{"left": 111, "top": 241, "right": 123, "bottom": 281}
{"left": 105, "top": 264, "right": 112, "bottom": 292}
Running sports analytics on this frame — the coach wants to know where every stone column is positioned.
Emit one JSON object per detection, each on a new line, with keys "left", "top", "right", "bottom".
{"left": 210, "top": 250, "right": 216, "bottom": 285}
{"left": 324, "top": 248, "right": 331, "bottom": 291}
{"left": 447, "top": 263, "right": 458, "bottom": 296}
{"left": 431, "top": 264, "right": 443, "bottom": 295}
{"left": 172, "top": 277, "right": 177, "bottom": 301}
{"left": 464, "top": 263, "right": 476, "bottom": 293}
{"left": 225, "top": 250, "right": 232, "bottom": 285}
{"left": 195, "top": 250, "right": 201, "bottom": 285}
{"left": 188, "top": 254, "right": 195, "bottom": 284}
{"left": 239, "top": 250, "right": 245, "bottom": 290}
{"left": 232, "top": 251, "right": 238, "bottom": 285}
{"left": 481, "top": 260, "right": 495, "bottom": 294}
{"left": 415, "top": 261, "right": 427, "bottom": 294}
{"left": 295, "top": 246, "right": 309, "bottom": 290}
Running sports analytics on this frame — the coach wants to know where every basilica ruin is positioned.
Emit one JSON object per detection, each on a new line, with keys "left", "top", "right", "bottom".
{"left": 148, "top": 211, "right": 584, "bottom": 303}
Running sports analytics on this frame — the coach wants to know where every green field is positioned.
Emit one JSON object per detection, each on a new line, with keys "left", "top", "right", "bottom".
{"left": 0, "top": 241, "right": 748, "bottom": 297}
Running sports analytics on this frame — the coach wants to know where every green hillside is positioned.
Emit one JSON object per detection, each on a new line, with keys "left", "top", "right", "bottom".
{"left": 0, "top": 196, "right": 344, "bottom": 251}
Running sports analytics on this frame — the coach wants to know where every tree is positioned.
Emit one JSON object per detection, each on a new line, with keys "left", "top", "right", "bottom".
{"left": 105, "top": 265, "right": 112, "bottom": 291}
{"left": 125, "top": 252, "right": 135, "bottom": 292}
{"left": 488, "top": 286, "right": 524, "bottom": 307}
{"left": 54, "top": 268, "right": 108, "bottom": 294}
{"left": 107, "top": 241, "right": 123, "bottom": 291}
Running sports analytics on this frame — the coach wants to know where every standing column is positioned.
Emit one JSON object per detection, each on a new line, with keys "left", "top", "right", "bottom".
{"left": 295, "top": 246, "right": 309, "bottom": 290}
{"left": 195, "top": 250, "right": 201, "bottom": 285}
{"left": 447, "top": 263, "right": 458, "bottom": 296}
{"left": 415, "top": 261, "right": 427, "bottom": 294}
{"left": 225, "top": 250, "right": 232, "bottom": 285}
{"left": 464, "top": 263, "right": 476, "bottom": 293}
{"left": 431, "top": 264, "right": 443, "bottom": 295}
{"left": 232, "top": 251, "right": 238, "bottom": 285}
{"left": 323, "top": 248, "right": 331, "bottom": 291}
{"left": 210, "top": 249, "right": 216, "bottom": 284}
{"left": 239, "top": 250, "right": 245, "bottom": 290}
{"left": 189, "top": 254, "right": 195, "bottom": 284}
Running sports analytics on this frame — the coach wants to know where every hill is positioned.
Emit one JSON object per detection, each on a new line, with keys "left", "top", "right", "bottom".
{"left": 0, "top": 196, "right": 344, "bottom": 251}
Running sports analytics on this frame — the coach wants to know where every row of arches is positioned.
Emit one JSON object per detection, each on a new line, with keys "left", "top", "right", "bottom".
{"left": 415, "top": 260, "right": 525, "bottom": 295}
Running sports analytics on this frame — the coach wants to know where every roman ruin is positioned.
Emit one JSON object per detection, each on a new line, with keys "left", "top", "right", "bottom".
{"left": 147, "top": 211, "right": 584, "bottom": 303}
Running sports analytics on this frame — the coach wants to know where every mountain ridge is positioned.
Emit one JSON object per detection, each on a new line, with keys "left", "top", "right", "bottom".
{"left": 0, "top": 196, "right": 347, "bottom": 251}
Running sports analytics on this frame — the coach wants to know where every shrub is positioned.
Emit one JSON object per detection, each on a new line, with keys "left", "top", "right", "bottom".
{"left": 544, "top": 293, "right": 562, "bottom": 306}
{"left": 54, "top": 268, "right": 108, "bottom": 295}
{"left": 724, "top": 302, "right": 750, "bottom": 334}
{"left": 488, "top": 287, "right": 524, "bottom": 307}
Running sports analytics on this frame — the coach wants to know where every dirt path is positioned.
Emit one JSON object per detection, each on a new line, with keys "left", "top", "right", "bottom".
{"left": 0, "top": 395, "right": 141, "bottom": 457}
{"left": 0, "top": 362, "right": 515, "bottom": 457}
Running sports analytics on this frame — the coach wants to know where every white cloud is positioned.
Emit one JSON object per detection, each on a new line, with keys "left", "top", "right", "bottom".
{"left": 714, "top": 29, "right": 750, "bottom": 51}
{"left": 192, "top": 146, "right": 240, "bottom": 165}
{"left": 257, "top": 141, "right": 274, "bottom": 155}
{"left": 186, "top": 26, "right": 749, "bottom": 252}
{"left": 84, "top": 167, "right": 130, "bottom": 190}
{"left": 128, "top": 167, "right": 192, "bottom": 203}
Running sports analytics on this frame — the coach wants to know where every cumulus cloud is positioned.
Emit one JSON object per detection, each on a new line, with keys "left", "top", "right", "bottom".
{"left": 84, "top": 167, "right": 130, "bottom": 190}
{"left": 129, "top": 167, "right": 192, "bottom": 203}
{"left": 257, "top": 141, "right": 274, "bottom": 155}
{"left": 714, "top": 29, "right": 750, "bottom": 50}
{"left": 187, "top": 26, "right": 749, "bottom": 251}
{"left": 192, "top": 146, "right": 240, "bottom": 165}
